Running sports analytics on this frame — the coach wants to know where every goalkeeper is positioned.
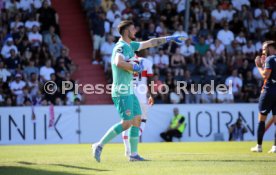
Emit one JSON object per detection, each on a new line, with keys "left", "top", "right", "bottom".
{"left": 92, "top": 20, "right": 187, "bottom": 162}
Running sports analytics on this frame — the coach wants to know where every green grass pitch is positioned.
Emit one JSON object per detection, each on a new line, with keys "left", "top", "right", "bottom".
{"left": 0, "top": 141, "right": 275, "bottom": 175}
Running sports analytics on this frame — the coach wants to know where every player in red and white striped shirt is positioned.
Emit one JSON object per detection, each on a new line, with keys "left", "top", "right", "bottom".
{"left": 122, "top": 50, "right": 154, "bottom": 156}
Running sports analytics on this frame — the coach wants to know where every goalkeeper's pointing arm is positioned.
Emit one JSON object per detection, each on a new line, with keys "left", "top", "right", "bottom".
{"left": 139, "top": 36, "right": 187, "bottom": 50}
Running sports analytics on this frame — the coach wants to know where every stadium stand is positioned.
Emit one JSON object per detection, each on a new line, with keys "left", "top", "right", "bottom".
{"left": 83, "top": 0, "right": 276, "bottom": 104}
{"left": 0, "top": 0, "right": 80, "bottom": 106}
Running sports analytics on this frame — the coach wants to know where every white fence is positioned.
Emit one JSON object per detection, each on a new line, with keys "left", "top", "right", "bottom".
{"left": 0, "top": 104, "right": 274, "bottom": 145}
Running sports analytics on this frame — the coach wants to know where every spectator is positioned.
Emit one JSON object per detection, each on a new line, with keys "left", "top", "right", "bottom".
{"left": 217, "top": 87, "right": 234, "bottom": 103}
{"left": 1, "top": 38, "right": 18, "bottom": 59}
{"left": 43, "top": 73, "right": 62, "bottom": 104}
{"left": 255, "top": 10, "right": 272, "bottom": 36}
{"left": 66, "top": 90, "right": 83, "bottom": 105}
{"left": 200, "top": 86, "right": 216, "bottom": 103}
{"left": 16, "top": 0, "right": 33, "bottom": 13}
{"left": 211, "top": 4, "right": 227, "bottom": 29}
{"left": 243, "top": 13, "right": 257, "bottom": 38}
{"left": 225, "top": 3, "right": 236, "bottom": 22}
{"left": 9, "top": 73, "right": 26, "bottom": 96}
{"left": 27, "top": 72, "right": 39, "bottom": 98}
{"left": 225, "top": 69, "right": 243, "bottom": 101}
{"left": 238, "top": 58, "right": 249, "bottom": 77}
{"left": 171, "top": 47, "right": 185, "bottom": 76}
{"left": 140, "top": 2, "right": 152, "bottom": 22}
{"left": 231, "top": 0, "right": 250, "bottom": 11}
{"left": 0, "top": 60, "right": 11, "bottom": 82}
{"left": 55, "top": 58, "right": 70, "bottom": 81}
{"left": 143, "top": 23, "right": 159, "bottom": 40}
{"left": 33, "top": 0, "right": 52, "bottom": 10}
{"left": 160, "top": 2, "right": 177, "bottom": 30}
{"left": 56, "top": 47, "right": 75, "bottom": 73}
{"left": 217, "top": 23, "right": 234, "bottom": 50}
{"left": 121, "top": 1, "right": 135, "bottom": 20}
{"left": 202, "top": 50, "right": 216, "bottom": 76}
{"left": 210, "top": 39, "right": 225, "bottom": 60}
{"left": 28, "top": 25, "right": 43, "bottom": 48}
{"left": 111, "top": 14, "right": 121, "bottom": 41}
{"left": 91, "top": 11, "right": 105, "bottom": 64}
{"left": 25, "top": 15, "right": 41, "bottom": 32}
{"left": 39, "top": 59, "right": 55, "bottom": 81}
{"left": 32, "top": 90, "right": 44, "bottom": 106}
{"left": 43, "top": 25, "right": 63, "bottom": 59}
{"left": 5, "top": 49, "right": 21, "bottom": 74}
{"left": 169, "top": 87, "right": 183, "bottom": 104}
{"left": 235, "top": 31, "right": 247, "bottom": 46}
{"left": 153, "top": 48, "right": 169, "bottom": 75}
{"left": 106, "top": 3, "right": 120, "bottom": 23}
{"left": 242, "top": 71, "right": 257, "bottom": 102}
{"left": 151, "top": 75, "right": 164, "bottom": 101}
{"left": 100, "top": 34, "right": 115, "bottom": 72}
{"left": 101, "top": 0, "right": 113, "bottom": 13}
{"left": 160, "top": 107, "right": 185, "bottom": 142}
{"left": 180, "top": 38, "right": 195, "bottom": 59}
{"left": 16, "top": 86, "right": 32, "bottom": 106}
{"left": 228, "top": 118, "right": 248, "bottom": 141}
{"left": 173, "top": 25, "right": 188, "bottom": 40}
{"left": 10, "top": 14, "right": 24, "bottom": 33}
{"left": 24, "top": 59, "right": 39, "bottom": 79}
{"left": 195, "top": 36, "right": 209, "bottom": 56}
{"left": 142, "top": 0, "right": 156, "bottom": 14}
{"left": 242, "top": 40, "right": 256, "bottom": 56}
{"left": 115, "top": 0, "right": 126, "bottom": 13}
{"left": 36, "top": 0, "right": 59, "bottom": 34}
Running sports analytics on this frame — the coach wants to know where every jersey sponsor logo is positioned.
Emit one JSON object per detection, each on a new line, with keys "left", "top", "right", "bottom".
{"left": 272, "top": 79, "right": 276, "bottom": 83}
{"left": 125, "top": 109, "right": 131, "bottom": 116}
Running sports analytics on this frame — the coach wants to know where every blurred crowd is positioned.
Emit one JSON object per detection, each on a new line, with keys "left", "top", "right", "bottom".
{"left": 0, "top": 0, "right": 81, "bottom": 106}
{"left": 83, "top": 0, "right": 276, "bottom": 104}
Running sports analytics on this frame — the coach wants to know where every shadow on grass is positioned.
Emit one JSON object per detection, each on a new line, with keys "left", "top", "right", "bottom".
{"left": 171, "top": 159, "right": 276, "bottom": 163}
{"left": 51, "top": 164, "right": 109, "bottom": 171}
{"left": 0, "top": 166, "right": 81, "bottom": 175}
{"left": 16, "top": 161, "right": 110, "bottom": 172}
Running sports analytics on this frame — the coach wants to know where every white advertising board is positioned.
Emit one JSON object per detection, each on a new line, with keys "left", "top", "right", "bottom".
{"left": 0, "top": 106, "right": 79, "bottom": 145}
{"left": 0, "top": 104, "right": 274, "bottom": 145}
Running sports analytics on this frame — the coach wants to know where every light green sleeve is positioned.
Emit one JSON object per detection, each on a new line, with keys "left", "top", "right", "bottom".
{"left": 130, "top": 41, "right": 141, "bottom": 51}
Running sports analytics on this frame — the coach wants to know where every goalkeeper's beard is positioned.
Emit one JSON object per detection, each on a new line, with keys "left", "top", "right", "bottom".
{"left": 128, "top": 31, "right": 136, "bottom": 41}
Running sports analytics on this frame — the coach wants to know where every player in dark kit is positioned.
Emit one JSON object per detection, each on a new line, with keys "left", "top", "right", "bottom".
{"left": 251, "top": 41, "right": 276, "bottom": 153}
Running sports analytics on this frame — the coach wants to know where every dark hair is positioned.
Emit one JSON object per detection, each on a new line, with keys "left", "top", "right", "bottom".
{"left": 117, "top": 20, "right": 134, "bottom": 36}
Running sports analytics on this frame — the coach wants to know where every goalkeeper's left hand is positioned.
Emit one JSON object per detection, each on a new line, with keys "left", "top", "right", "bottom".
{"left": 166, "top": 36, "right": 187, "bottom": 44}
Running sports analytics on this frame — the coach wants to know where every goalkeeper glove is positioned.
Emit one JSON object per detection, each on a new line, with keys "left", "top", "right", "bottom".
{"left": 166, "top": 36, "right": 187, "bottom": 44}
{"left": 132, "top": 60, "right": 144, "bottom": 73}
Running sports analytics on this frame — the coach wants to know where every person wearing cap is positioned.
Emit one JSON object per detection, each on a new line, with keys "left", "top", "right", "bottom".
{"left": 1, "top": 37, "right": 19, "bottom": 59}
{"left": 9, "top": 73, "right": 26, "bottom": 96}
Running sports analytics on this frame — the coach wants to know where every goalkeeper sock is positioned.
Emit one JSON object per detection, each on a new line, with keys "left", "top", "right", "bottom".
{"left": 122, "top": 129, "right": 130, "bottom": 155}
{"left": 139, "top": 120, "right": 147, "bottom": 136}
{"left": 99, "top": 123, "right": 123, "bottom": 146}
{"left": 257, "top": 121, "right": 265, "bottom": 145}
{"left": 129, "top": 126, "right": 139, "bottom": 156}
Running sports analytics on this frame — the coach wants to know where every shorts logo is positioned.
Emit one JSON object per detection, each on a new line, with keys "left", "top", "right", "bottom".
{"left": 125, "top": 109, "right": 131, "bottom": 116}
